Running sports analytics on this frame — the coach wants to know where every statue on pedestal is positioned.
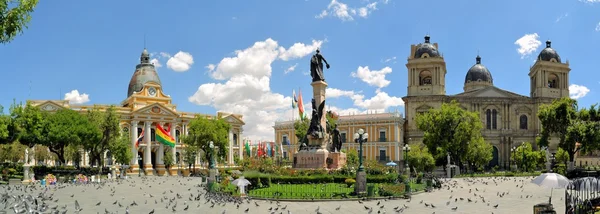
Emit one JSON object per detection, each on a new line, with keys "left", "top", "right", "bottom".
{"left": 330, "top": 124, "right": 343, "bottom": 152}
{"left": 307, "top": 99, "right": 326, "bottom": 139}
{"left": 25, "top": 148, "right": 29, "bottom": 164}
{"left": 310, "top": 48, "right": 330, "bottom": 82}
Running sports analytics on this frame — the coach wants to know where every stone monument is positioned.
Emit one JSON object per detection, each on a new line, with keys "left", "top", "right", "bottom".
{"left": 22, "top": 148, "right": 32, "bottom": 185}
{"left": 293, "top": 49, "right": 347, "bottom": 170}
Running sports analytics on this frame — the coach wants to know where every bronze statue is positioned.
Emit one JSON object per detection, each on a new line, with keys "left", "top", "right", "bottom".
{"left": 331, "top": 124, "right": 343, "bottom": 152}
{"left": 307, "top": 98, "right": 326, "bottom": 138}
{"left": 310, "top": 48, "right": 330, "bottom": 82}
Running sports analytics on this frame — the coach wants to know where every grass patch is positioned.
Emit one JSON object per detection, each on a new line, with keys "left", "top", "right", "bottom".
{"left": 248, "top": 183, "right": 353, "bottom": 199}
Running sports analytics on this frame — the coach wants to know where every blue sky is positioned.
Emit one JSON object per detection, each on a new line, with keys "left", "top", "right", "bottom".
{"left": 1, "top": 0, "right": 599, "bottom": 140}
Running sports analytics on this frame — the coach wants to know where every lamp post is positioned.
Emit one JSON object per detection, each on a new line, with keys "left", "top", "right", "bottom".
{"left": 354, "top": 128, "right": 368, "bottom": 195}
{"left": 354, "top": 129, "right": 369, "bottom": 172}
{"left": 511, "top": 146, "right": 516, "bottom": 171}
{"left": 522, "top": 142, "right": 526, "bottom": 172}
{"left": 403, "top": 141, "right": 411, "bottom": 175}
{"left": 209, "top": 141, "right": 216, "bottom": 169}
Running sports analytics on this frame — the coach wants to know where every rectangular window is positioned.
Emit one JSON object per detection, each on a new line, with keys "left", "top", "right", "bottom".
{"left": 492, "top": 110, "right": 498, "bottom": 130}
{"left": 379, "top": 149, "right": 387, "bottom": 161}
{"left": 282, "top": 135, "right": 288, "bottom": 145}
{"left": 486, "top": 110, "right": 491, "bottom": 130}
{"left": 340, "top": 133, "right": 347, "bottom": 143}
{"left": 379, "top": 131, "right": 386, "bottom": 142}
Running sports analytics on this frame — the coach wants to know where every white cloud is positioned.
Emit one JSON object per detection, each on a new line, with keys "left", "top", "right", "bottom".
{"left": 326, "top": 88, "right": 357, "bottom": 99}
{"left": 514, "top": 33, "right": 542, "bottom": 59}
{"left": 580, "top": 0, "right": 600, "bottom": 3}
{"left": 596, "top": 22, "right": 600, "bottom": 32}
{"left": 64, "top": 90, "right": 90, "bottom": 104}
{"left": 189, "top": 38, "right": 323, "bottom": 140}
{"left": 382, "top": 56, "right": 396, "bottom": 63}
{"left": 284, "top": 63, "right": 298, "bottom": 74}
{"left": 166, "top": 51, "right": 194, "bottom": 72}
{"left": 351, "top": 66, "right": 392, "bottom": 88}
{"left": 150, "top": 58, "right": 162, "bottom": 68}
{"left": 353, "top": 89, "right": 404, "bottom": 111}
{"left": 569, "top": 84, "right": 590, "bottom": 99}
{"left": 555, "top": 13, "right": 568, "bottom": 23}
{"left": 278, "top": 40, "right": 323, "bottom": 61}
{"left": 316, "top": 0, "right": 385, "bottom": 21}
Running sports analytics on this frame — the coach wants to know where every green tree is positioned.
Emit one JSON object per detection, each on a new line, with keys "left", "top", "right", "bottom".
{"left": 407, "top": 144, "right": 435, "bottom": 172}
{"left": 109, "top": 133, "right": 132, "bottom": 166}
{"left": 7, "top": 102, "right": 46, "bottom": 147}
{"left": 0, "top": 105, "right": 9, "bottom": 143}
{"left": 344, "top": 148, "right": 359, "bottom": 167}
{"left": 182, "top": 143, "right": 198, "bottom": 170}
{"left": 82, "top": 106, "right": 121, "bottom": 169}
{"left": 416, "top": 100, "right": 485, "bottom": 170}
{"left": 1, "top": 0, "right": 39, "bottom": 44}
{"left": 293, "top": 118, "right": 309, "bottom": 143}
{"left": 183, "top": 116, "right": 231, "bottom": 164}
{"left": 538, "top": 98, "right": 600, "bottom": 169}
{"left": 555, "top": 148, "right": 569, "bottom": 165}
{"left": 464, "top": 139, "right": 493, "bottom": 171}
{"left": 510, "top": 142, "right": 541, "bottom": 172}
{"left": 0, "top": 141, "right": 25, "bottom": 162}
{"left": 43, "top": 109, "right": 94, "bottom": 165}
{"left": 64, "top": 144, "right": 81, "bottom": 166}
{"left": 163, "top": 148, "right": 174, "bottom": 169}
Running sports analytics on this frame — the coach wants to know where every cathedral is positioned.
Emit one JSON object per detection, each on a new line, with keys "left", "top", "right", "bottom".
{"left": 402, "top": 35, "right": 569, "bottom": 168}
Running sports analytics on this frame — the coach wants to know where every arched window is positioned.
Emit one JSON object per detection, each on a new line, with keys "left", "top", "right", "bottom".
{"left": 175, "top": 130, "right": 180, "bottom": 143}
{"left": 137, "top": 128, "right": 143, "bottom": 139}
{"left": 548, "top": 74, "right": 559, "bottom": 88}
{"left": 519, "top": 115, "right": 528, "bottom": 130}
{"left": 492, "top": 109, "right": 498, "bottom": 129}
{"left": 419, "top": 70, "right": 432, "bottom": 85}
{"left": 151, "top": 128, "right": 156, "bottom": 141}
{"left": 233, "top": 134, "right": 238, "bottom": 146}
{"left": 486, "top": 109, "right": 491, "bottom": 130}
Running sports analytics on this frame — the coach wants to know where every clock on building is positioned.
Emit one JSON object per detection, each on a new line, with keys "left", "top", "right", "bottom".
{"left": 148, "top": 87, "right": 157, "bottom": 97}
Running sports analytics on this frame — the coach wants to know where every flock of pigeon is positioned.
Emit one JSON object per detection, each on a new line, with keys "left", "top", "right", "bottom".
{"left": 0, "top": 176, "right": 561, "bottom": 213}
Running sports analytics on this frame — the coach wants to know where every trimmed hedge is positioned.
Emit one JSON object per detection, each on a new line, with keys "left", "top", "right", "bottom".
{"left": 243, "top": 171, "right": 397, "bottom": 190}
{"left": 31, "top": 166, "right": 110, "bottom": 179}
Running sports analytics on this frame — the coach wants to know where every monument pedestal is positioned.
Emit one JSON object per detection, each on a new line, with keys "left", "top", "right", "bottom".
{"left": 355, "top": 170, "right": 367, "bottom": 195}
{"left": 155, "top": 164, "right": 166, "bottom": 176}
{"left": 327, "top": 152, "right": 347, "bottom": 169}
{"left": 294, "top": 148, "right": 329, "bottom": 169}
{"left": 22, "top": 165, "right": 31, "bottom": 185}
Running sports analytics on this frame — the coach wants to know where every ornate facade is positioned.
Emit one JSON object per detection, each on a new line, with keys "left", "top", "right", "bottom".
{"left": 274, "top": 35, "right": 569, "bottom": 168}
{"left": 29, "top": 49, "right": 245, "bottom": 175}
{"left": 403, "top": 35, "right": 568, "bottom": 168}
{"left": 273, "top": 112, "right": 405, "bottom": 162}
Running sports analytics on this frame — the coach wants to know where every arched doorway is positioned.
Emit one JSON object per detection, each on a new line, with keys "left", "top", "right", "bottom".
{"left": 488, "top": 146, "right": 499, "bottom": 168}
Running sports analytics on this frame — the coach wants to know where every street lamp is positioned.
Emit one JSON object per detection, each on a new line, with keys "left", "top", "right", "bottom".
{"left": 403, "top": 140, "right": 411, "bottom": 175}
{"left": 209, "top": 141, "right": 216, "bottom": 169}
{"left": 354, "top": 128, "right": 368, "bottom": 195}
{"left": 511, "top": 146, "right": 516, "bottom": 171}
{"left": 354, "top": 128, "right": 369, "bottom": 172}
{"left": 522, "top": 142, "right": 526, "bottom": 172}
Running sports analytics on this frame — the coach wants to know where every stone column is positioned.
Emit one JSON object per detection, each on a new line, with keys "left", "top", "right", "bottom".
{"left": 143, "top": 121, "right": 153, "bottom": 175}
{"left": 172, "top": 123, "right": 178, "bottom": 170}
{"left": 238, "top": 132, "right": 243, "bottom": 161}
{"left": 310, "top": 80, "right": 328, "bottom": 150}
{"left": 155, "top": 122, "right": 166, "bottom": 176}
{"left": 170, "top": 123, "right": 177, "bottom": 174}
{"left": 129, "top": 121, "right": 138, "bottom": 174}
{"left": 228, "top": 129, "right": 234, "bottom": 165}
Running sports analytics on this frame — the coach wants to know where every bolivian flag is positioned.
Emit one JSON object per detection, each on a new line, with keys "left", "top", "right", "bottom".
{"left": 156, "top": 124, "right": 175, "bottom": 148}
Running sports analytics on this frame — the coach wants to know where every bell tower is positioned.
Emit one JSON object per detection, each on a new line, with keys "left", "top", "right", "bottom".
{"left": 406, "top": 35, "right": 447, "bottom": 96}
{"left": 529, "top": 40, "right": 570, "bottom": 98}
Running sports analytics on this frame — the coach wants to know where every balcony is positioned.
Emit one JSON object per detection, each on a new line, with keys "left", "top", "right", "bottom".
{"left": 379, "top": 137, "right": 387, "bottom": 142}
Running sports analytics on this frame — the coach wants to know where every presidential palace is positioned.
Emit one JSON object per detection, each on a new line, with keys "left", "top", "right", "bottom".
{"left": 28, "top": 49, "right": 245, "bottom": 175}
